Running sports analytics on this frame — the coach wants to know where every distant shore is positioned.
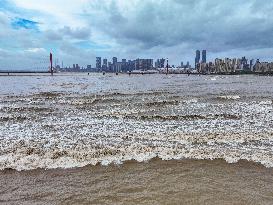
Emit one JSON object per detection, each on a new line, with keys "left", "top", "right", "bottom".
{"left": 0, "top": 70, "right": 273, "bottom": 76}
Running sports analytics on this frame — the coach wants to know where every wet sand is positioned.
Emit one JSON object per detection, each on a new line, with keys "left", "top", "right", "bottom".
{"left": 1, "top": 159, "right": 273, "bottom": 205}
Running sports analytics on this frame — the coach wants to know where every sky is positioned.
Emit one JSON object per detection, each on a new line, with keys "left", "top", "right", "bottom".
{"left": 1, "top": 0, "right": 273, "bottom": 69}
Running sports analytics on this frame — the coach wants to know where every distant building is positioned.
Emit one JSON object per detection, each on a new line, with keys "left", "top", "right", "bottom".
{"left": 155, "top": 58, "right": 165, "bottom": 68}
{"left": 195, "top": 50, "right": 201, "bottom": 67}
{"left": 202, "top": 50, "right": 206, "bottom": 63}
{"left": 127, "top": 60, "right": 135, "bottom": 71}
{"left": 135, "top": 59, "right": 153, "bottom": 71}
{"left": 102, "top": 59, "right": 108, "bottom": 70}
{"left": 121, "top": 59, "right": 127, "bottom": 72}
{"left": 96, "top": 57, "right": 101, "bottom": 70}
{"left": 250, "top": 59, "right": 254, "bottom": 71}
{"left": 113, "top": 57, "right": 118, "bottom": 65}
{"left": 112, "top": 57, "right": 118, "bottom": 72}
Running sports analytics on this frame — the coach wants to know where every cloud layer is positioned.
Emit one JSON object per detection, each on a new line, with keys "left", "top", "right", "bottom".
{"left": 1, "top": 0, "right": 273, "bottom": 69}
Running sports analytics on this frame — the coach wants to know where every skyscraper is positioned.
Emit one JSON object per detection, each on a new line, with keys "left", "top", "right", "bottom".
{"left": 155, "top": 58, "right": 165, "bottom": 68}
{"left": 195, "top": 50, "right": 201, "bottom": 67}
{"left": 112, "top": 57, "right": 117, "bottom": 65}
{"left": 96, "top": 57, "right": 101, "bottom": 69}
{"left": 103, "top": 58, "right": 107, "bottom": 70}
{"left": 135, "top": 59, "right": 153, "bottom": 71}
{"left": 202, "top": 50, "right": 207, "bottom": 63}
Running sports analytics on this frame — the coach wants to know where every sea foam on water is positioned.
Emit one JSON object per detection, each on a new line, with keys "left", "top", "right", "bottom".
{"left": 0, "top": 74, "right": 272, "bottom": 170}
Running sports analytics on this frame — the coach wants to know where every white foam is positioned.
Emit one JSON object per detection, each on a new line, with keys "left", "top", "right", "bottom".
{"left": 218, "top": 95, "right": 241, "bottom": 100}
{"left": 1, "top": 75, "right": 273, "bottom": 170}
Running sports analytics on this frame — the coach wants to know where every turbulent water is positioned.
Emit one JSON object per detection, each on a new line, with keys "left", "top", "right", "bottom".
{"left": 0, "top": 73, "right": 273, "bottom": 170}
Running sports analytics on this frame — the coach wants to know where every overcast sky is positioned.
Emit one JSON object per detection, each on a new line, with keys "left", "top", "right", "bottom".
{"left": 1, "top": 0, "right": 273, "bottom": 69}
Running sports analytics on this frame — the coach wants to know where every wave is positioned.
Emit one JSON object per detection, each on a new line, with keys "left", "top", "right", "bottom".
{"left": 217, "top": 95, "right": 241, "bottom": 100}
{"left": 1, "top": 133, "right": 273, "bottom": 171}
{"left": 1, "top": 148, "right": 273, "bottom": 171}
{"left": 1, "top": 91, "right": 272, "bottom": 171}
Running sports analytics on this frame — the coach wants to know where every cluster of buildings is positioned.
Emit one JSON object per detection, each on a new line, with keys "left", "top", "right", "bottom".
{"left": 56, "top": 50, "right": 273, "bottom": 74}
{"left": 95, "top": 57, "right": 154, "bottom": 72}
{"left": 197, "top": 56, "right": 273, "bottom": 74}
{"left": 58, "top": 57, "right": 171, "bottom": 73}
{"left": 194, "top": 50, "right": 273, "bottom": 74}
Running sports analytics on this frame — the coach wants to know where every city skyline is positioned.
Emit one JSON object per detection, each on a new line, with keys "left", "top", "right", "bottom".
{"left": 2, "top": 0, "right": 273, "bottom": 69}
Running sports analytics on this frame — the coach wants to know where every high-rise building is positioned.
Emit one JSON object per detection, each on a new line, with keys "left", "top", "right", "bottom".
{"left": 135, "top": 59, "right": 153, "bottom": 71}
{"left": 195, "top": 50, "right": 201, "bottom": 67}
{"left": 202, "top": 50, "right": 206, "bottom": 63}
{"left": 102, "top": 59, "right": 108, "bottom": 70}
{"left": 113, "top": 57, "right": 117, "bottom": 65}
{"left": 250, "top": 59, "right": 254, "bottom": 71}
{"left": 155, "top": 58, "right": 165, "bottom": 68}
{"left": 103, "top": 59, "right": 107, "bottom": 66}
{"left": 127, "top": 60, "right": 135, "bottom": 71}
{"left": 96, "top": 57, "right": 101, "bottom": 69}
{"left": 121, "top": 59, "right": 127, "bottom": 72}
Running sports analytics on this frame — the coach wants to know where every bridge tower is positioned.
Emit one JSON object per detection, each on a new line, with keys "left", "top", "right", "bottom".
{"left": 166, "top": 58, "right": 169, "bottom": 75}
{"left": 50, "top": 52, "right": 53, "bottom": 76}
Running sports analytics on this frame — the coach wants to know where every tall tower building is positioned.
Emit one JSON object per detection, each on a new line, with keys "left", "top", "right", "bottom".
{"left": 102, "top": 59, "right": 108, "bottom": 70}
{"left": 202, "top": 50, "right": 207, "bottom": 63}
{"left": 112, "top": 57, "right": 118, "bottom": 65}
{"left": 195, "top": 50, "right": 201, "bottom": 67}
{"left": 96, "top": 57, "right": 101, "bottom": 69}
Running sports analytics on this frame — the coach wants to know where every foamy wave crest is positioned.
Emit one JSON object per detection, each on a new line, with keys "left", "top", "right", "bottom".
{"left": 1, "top": 133, "right": 273, "bottom": 170}
{"left": 217, "top": 95, "right": 241, "bottom": 100}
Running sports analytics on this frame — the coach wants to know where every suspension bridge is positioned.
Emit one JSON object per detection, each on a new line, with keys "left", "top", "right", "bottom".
{"left": 0, "top": 53, "right": 54, "bottom": 75}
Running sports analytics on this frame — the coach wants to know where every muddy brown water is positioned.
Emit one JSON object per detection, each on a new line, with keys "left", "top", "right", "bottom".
{"left": 0, "top": 159, "right": 273, "bottom": 205}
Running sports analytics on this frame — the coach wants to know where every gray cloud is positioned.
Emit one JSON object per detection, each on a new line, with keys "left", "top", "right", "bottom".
{"left": 45, "top": 30, "right": 63, "bottom": 41}
{"left": 86, "top": 0, "right": 273, "bottom": 57}
{"left": 60, "top": 26, "right": 91, "bottom": 40}
{"left": 45, "top": 26, "right": 91, "bottom": 41}
{"left": 2, "top": 0, "right": 273, "bottom": 69}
